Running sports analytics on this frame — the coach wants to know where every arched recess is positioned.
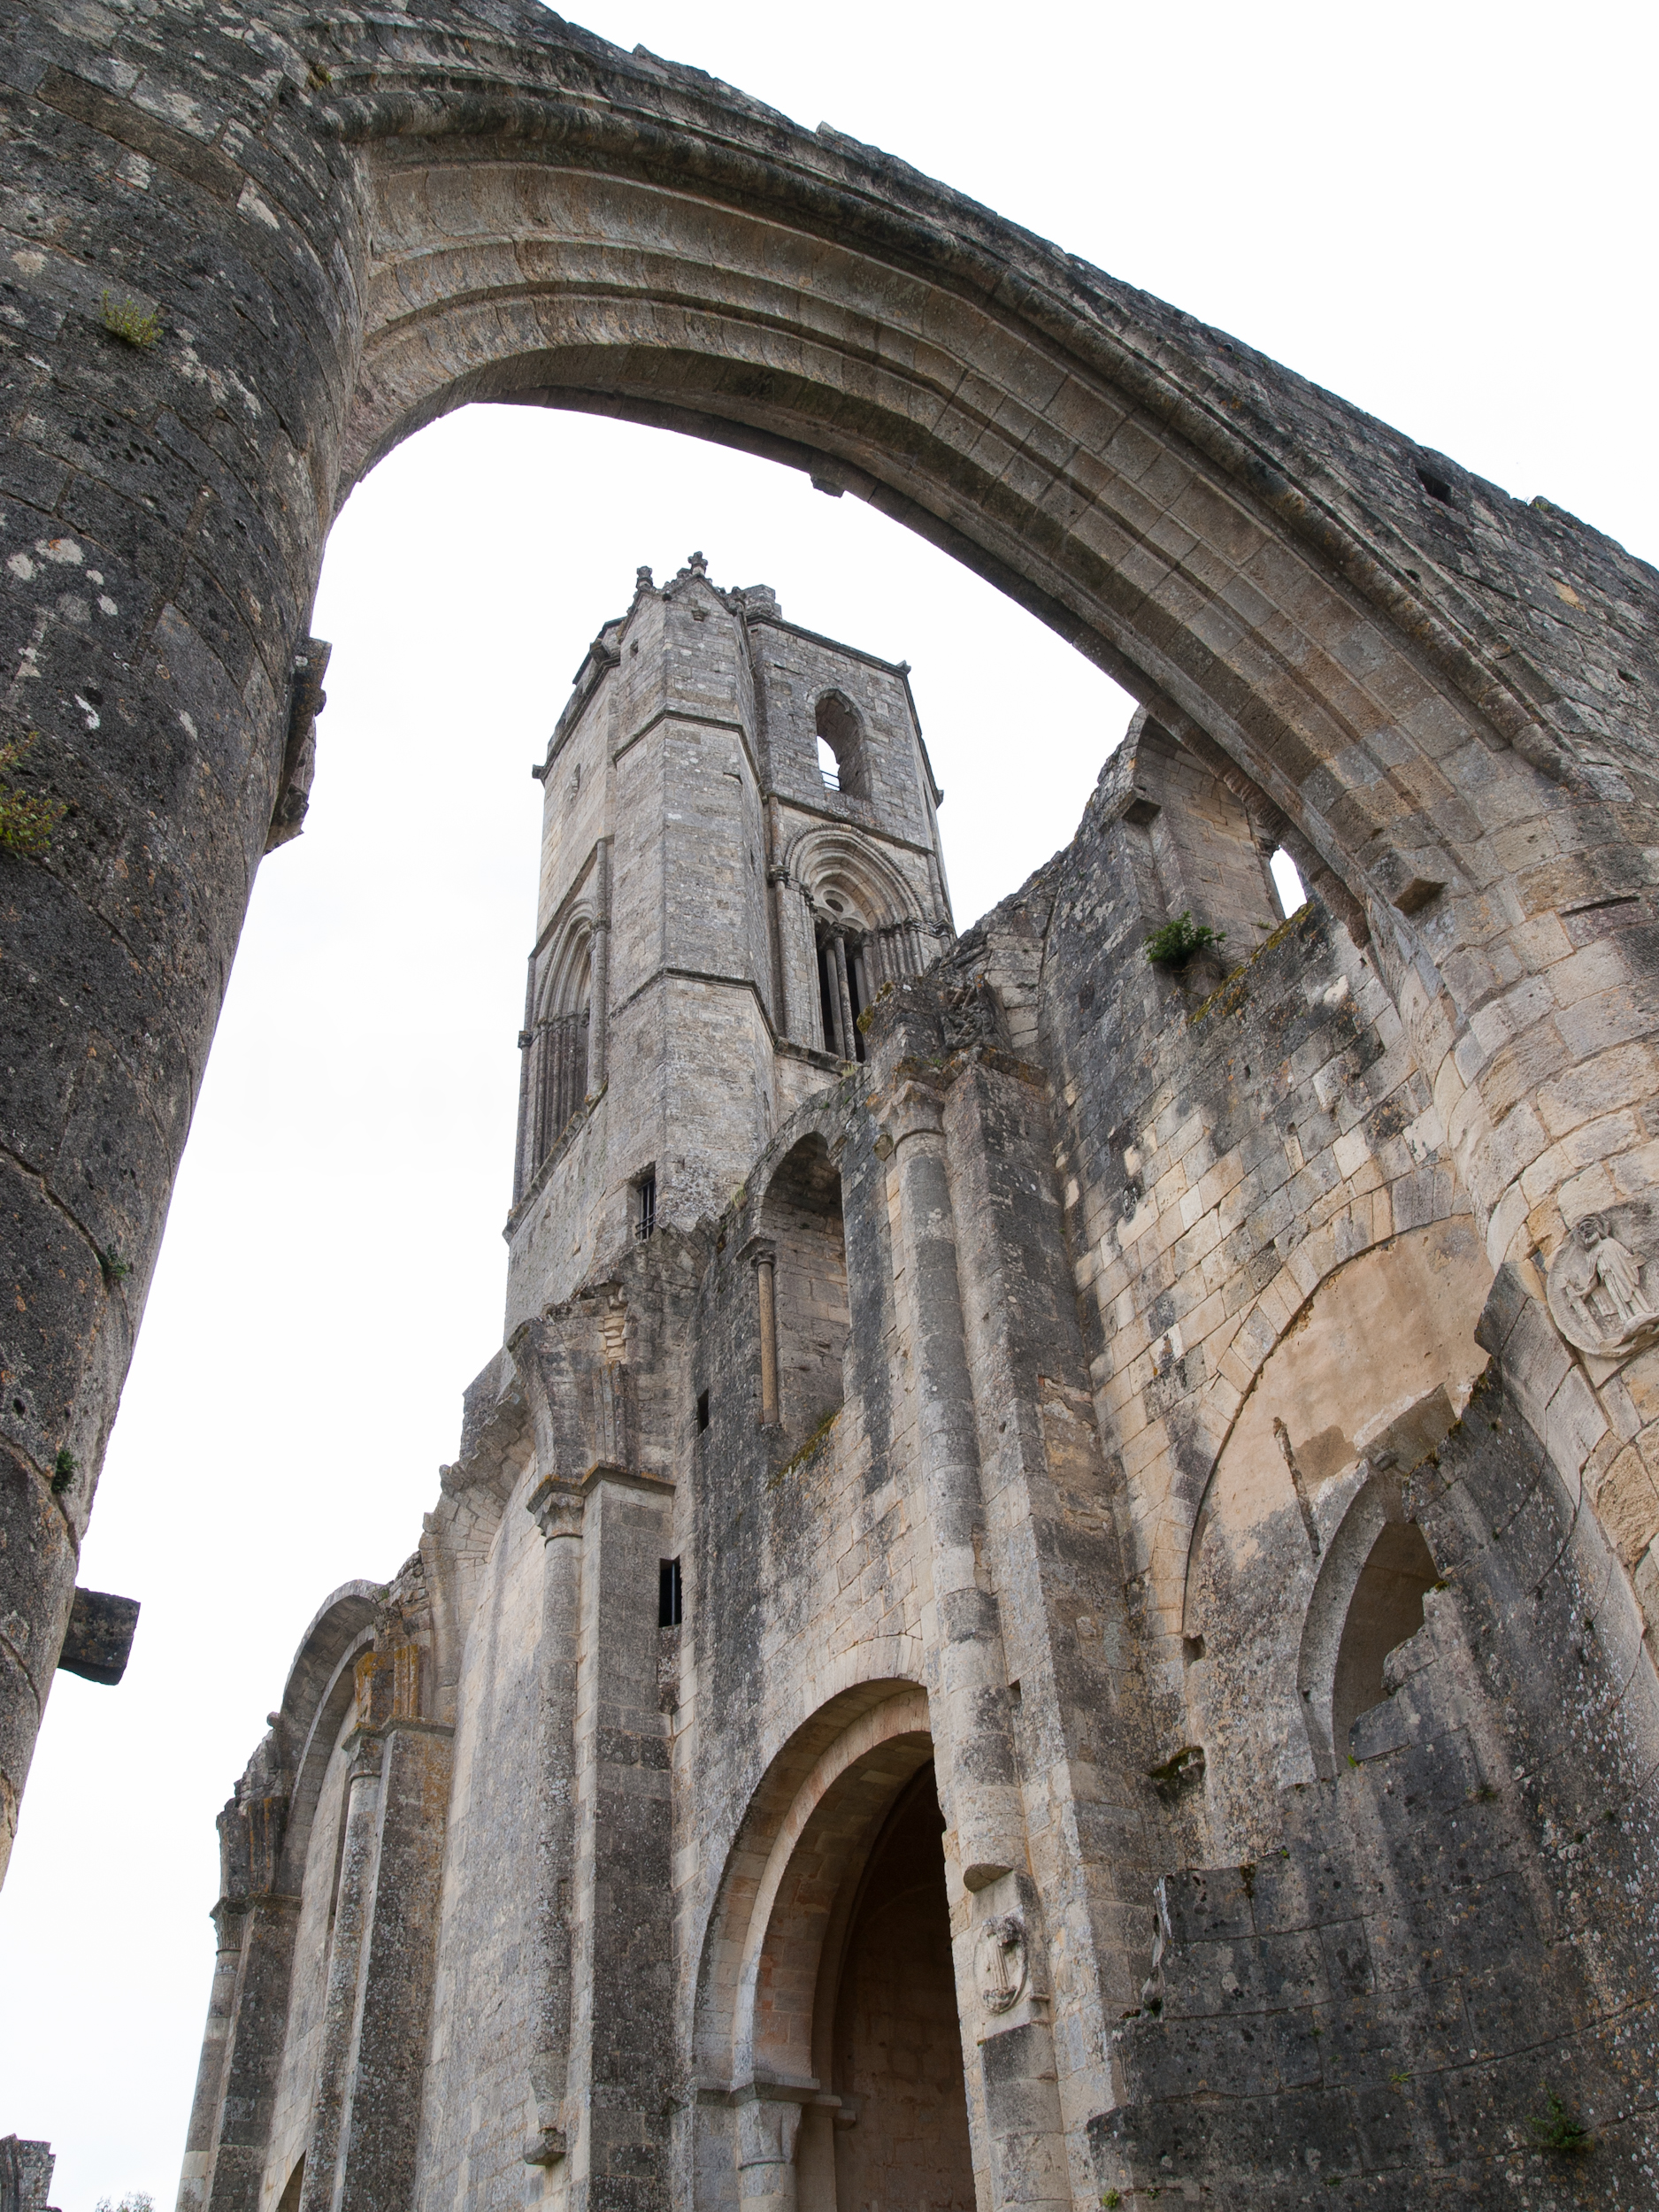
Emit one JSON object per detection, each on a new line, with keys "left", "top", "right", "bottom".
{"left": 784, "top": 826, "right": 938, "bottom": 1059}
{"left": 694, "top": 1682, "right": 931, "bottom": 2093}
{"left": 757, "top": 1135, "right": 849, "bottom": 1437}
{"left": 693, "top": 1684, "right": 972, "bottom": 2212}
{"left": 1178, "top": 1217, "right": 1492, "bottom": 1855}
{"left": 1297, "top": 1482, "right": 1440, "bottom": 1776}
{"left": 326, "top": 23, "right": 1641, "bottom": 1291}
{"left": 273, "top": 1582, "right": 380, "bottom": 1896}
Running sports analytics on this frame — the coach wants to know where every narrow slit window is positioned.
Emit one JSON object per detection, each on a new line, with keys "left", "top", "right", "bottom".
{"left": 696, "top": 1389, "right": 710, "bottom": 1432}
{"left": 658, "top": 1557, "right": 683, "bottom": 1628}
{"left": 635, "top": 1170, "right": 657, "bottom": 1242}
{"left": 1270, "top": 847, "right": 1307, "bottom": 918}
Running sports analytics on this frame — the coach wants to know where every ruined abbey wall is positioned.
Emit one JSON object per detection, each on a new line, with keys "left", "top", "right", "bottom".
{"left": 173, "top": 642, "right": 1659, "bottom": 2212}
{"left": 4, "top": 4, "right": 1659, "bottom": 2208}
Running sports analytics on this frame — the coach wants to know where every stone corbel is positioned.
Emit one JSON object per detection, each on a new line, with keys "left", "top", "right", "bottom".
{"left": 266, "top": 636, "right": 329, "bottom": 852}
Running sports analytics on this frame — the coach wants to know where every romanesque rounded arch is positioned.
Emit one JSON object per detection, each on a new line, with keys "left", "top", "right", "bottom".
{"left": 273, "top": 1582, "right": 380, "bottom": 1893}
{"left": 812, "top": 689, "right": 865, "bottom": 799}
{"left": 783, "top": 826, "right": 927, "bottom": 938}
{"left": 277, "top": 1580, "right": 380, "bottom": 1741}
{"left": 1173, "top": 1214, "right": 1492, "bottom": 1633}
{"left": 692, "top": 1679, "right": 929, "bottom": 2092}
{"left": 324, "top": 43, "right": 1659, "bottom": 1293}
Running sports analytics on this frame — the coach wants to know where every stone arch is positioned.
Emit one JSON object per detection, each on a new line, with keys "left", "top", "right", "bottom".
{"left": 325, "top": 30, "right": 1633, "bottom": 1302}
{"left": 693, "top": 1681, "right": 931, "bottom": 2094}
{"left": 812, "top": 690, "right": 865, "bottom": 799}
{"left": 10, "top": 0, "right": 1659, "bottom": 1896}
{"left": 1296, "top": 1479, "right": 1440, "bottom": 1776}
{"left": 1133, "top": 1191, "right": 1476, "bottom": 1638}
{"left": 273, "top": 1582, "right": 380, "bottom": 1897}
{"left": 784, "top": 826, "right": 937, "bottom": 1040}
{"left": 692, "top": 1684, "right": 973, "bottom": 2212}
{"left": 1177, "top": 1217, "right": 1492, "bottom": 1853}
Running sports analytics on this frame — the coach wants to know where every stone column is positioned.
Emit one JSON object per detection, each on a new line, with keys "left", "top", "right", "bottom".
{"left": 564, "top": 1465, "right": 677, "bottom": 2212}
{"left": 202, "top": 1778, "right": 303, "bottom": 2212}
{"left": 174, "top": 1901, "right": 246, "bottom": 2212}
{"left": 734, "top": 2093, "right": 804, "bottom": 2212}
{"left": 588, "top": 839, "right": 611, "bottom": 1096}
{"left": 332, "top": 1709, "right": 452, "bottom": 2212}
{"left": 754, "top": 1254, "right": 780, "bottom": 1428}
{"left": 830, "top": 935, "right": 856, "bottom": 1064}
{"left": 296, "top": 1719, "right": 384, "bottom": 2212}
{"left": 873, "top": 1068, "right": 1072, "bottom": 2212}
{"left": 514, "top": 950, "right": 539, "bottom": 1207}
{"left": 876, "top": 1079, "right": 1024, "bottom": 1889}
{"left": 523, "top": 1475, "right": 586, "bottom": 2170}
{"left": 765, "top": 858, "right": 794, "bottom": 1041}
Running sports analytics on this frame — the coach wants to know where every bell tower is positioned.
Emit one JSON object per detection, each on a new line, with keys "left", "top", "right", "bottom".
{"left": 504, "top": 553, "right": 954, "bottom": 1329}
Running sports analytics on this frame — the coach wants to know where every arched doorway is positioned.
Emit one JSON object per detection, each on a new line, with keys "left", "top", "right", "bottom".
{"left": 828, "top": 1766, "right": 974, "bottom": 2212}
{"left": 697, "top": 1686, "right": 978, "bottom": 2212}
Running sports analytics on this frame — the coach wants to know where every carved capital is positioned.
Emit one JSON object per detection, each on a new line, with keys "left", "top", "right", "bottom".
{"left": 345, "top": 1732, "right": 384, "bottom": 1786}
{"left": 527, "top": 1472, "right": 587, "bottom": 1543}
{"left": 734, "top": 2090, "right": 806, "bottom": 2171}
{"left": 872, "top": 1077, "right": 947, "bottom": 1150}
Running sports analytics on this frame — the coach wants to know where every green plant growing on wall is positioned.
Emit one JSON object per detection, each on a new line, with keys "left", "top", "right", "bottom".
{"left": 51, "top": 1448, "right": 78, "bottom": 1494}
{"left": 0, "top": 733, "right": 65, "bottom": 856}
{"left": 1527, "top": 2092, "right": 1592, "bottom": 2154}
{"left": 1144, "top": 911, "right": 1225, "bottom": 967}
{"left": 101, "top": 288, "right": 162, "bottom": 347}
{"left": 98, "top": 1247, "right": 131, "bottom": 1286}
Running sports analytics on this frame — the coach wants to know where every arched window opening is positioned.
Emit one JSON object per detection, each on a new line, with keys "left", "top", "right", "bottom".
{"left": 1331, "top": 1519, "right": 1439, "bottom": 1746}
{"left": 1270, "top": 846, "right": 1308, "bottom": 918}
{"left": 758, "top": 1134, "right": 849, "bottom": 1434}
{"left": 815, "top": 919, "right": 869, "bottom": 1063}
{"left": 815, "top": 691, "right": 864, "bottom": 798}
{"left": 533, "top": 937, "right": 592, "bottom": 1166}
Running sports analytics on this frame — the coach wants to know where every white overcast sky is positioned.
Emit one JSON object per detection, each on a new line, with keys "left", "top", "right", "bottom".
{"left": 4, "top": 4, "right": 1655, "bottom": 2203}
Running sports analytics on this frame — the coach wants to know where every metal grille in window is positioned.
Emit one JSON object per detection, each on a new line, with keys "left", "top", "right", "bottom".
{"left": 635, "top": 1171, "right": 657, "bottom": 1241}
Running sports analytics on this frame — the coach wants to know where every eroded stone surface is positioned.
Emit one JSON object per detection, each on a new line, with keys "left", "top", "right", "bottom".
{"left": 3, "top": 5, "right": 1659, "bottom": 2204}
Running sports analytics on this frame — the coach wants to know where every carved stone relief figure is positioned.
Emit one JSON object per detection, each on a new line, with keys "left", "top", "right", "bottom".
{"left": 1548, "top": 1206, "right": 1659, "bottom": 1356}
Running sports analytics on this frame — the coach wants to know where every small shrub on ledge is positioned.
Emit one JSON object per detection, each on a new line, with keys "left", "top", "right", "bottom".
{"left": 0, "top": 733, "right": 66, "bottom": 857}
{"left": 1145, "top": 911, "right": 1225, "bottom": 967}
{"left": 101, "top": 288, "right": 162, "bottom": 348}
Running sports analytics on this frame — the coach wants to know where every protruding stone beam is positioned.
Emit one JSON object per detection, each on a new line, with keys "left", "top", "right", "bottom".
{"left": 56, "top": 1588, "right": 140, "bottom": 1685}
